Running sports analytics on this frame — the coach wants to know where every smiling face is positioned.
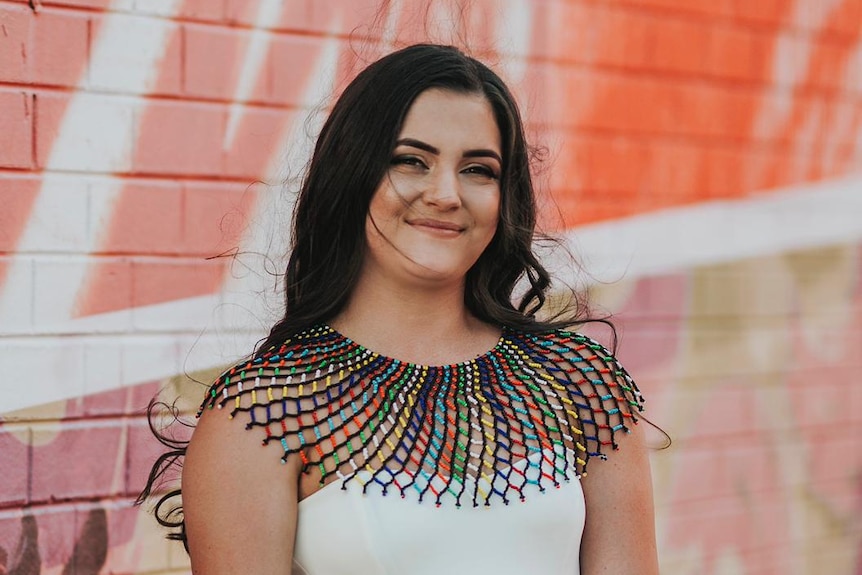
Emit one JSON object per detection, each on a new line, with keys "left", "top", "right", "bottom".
{"left": 363, "top": 88, "right": 502, "bottom": 287}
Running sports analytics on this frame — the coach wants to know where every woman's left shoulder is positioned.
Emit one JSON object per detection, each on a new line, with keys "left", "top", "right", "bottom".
{"left": 508, "top": 327, "right": 646, "bottom": 455}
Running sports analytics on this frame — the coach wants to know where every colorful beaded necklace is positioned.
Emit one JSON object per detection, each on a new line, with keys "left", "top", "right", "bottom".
{"left": 200, "top": 324, "right": 644, "bottom": 509}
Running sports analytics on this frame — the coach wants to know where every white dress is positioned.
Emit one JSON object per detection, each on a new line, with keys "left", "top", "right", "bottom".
{"left": 292, "top": 451, "right": 585, "bottom": 574}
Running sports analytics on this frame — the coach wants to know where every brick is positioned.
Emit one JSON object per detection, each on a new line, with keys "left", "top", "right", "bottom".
{"left": 34, "top": 91, "right": 137, "bottom": 172}
{"left": 658, "top": 82, "right": 716, "bottom": 137}
{"left": 128, "top": 380, "right": 165, "bottom": 419}
{"left": 101, "top": 498, "right": 174, "bottom": 574}
{"left": 0, "top": 504, "right": 79, "bottom": 570}
{"left": 183, "top": 180, "right": 255, "bottom": 256}
{"left": 714, "top": 87, "right": 759, "bottom": 140}
{"left": 176, "top": 0, "right": 227, "bottom": 21}
{"left": 223, "top": 0, "right": 258, "bottom": 25}
{"left": 0, "top": 256, "right": 34, "bottom": 334}
{"left": 747, "top": 29, "right": 775, "bottom": 83}
{"left": 788, "top": 378, "right": 850, "bottom": 428}
{"left": 592, "top": 8, "right": 654, "bottom": 69}
{"left": 98, "top": 181, "right": 184, "bottom": 255}
{"left": 75, "top": 257, "right": 134, "bottom": 318}
{"left": 32, "top": 89, "right": 68, "bottom": 168}
{"left": 807, "top": 432, "right": 860, "bottom": 482}
{"left": 547, "top": 130, "right": 589, "bottom": 195}
{"left": 0, "top": 4, "right": 32, "bottom": 83}
{"left": 223, "top": 106, "right": 298, "bottom": 179}
{"left": 586, "top": 135, "right": 652, "bottom": 193}
{"left": 666, "top": 447, "right": 723, "bottom": 502}
{"left": 648, "top": 140, "right": 707, "bottom": 202}
{"left": 806, "top": 41, "right": 847, "bottom": 92}
{"left": 54, "top": 0, "right": 114, "bottom": 8}
{"left": 821, "top": 0, "right": 862, "bottom": 39}
{"left": 0, "top": 91, "right": 33, "bottom": 169}
{"left": 2, "top": 338, "right": 86, "bottom": 413}
{"left": 0, "top": 174, "right": 40, "bottom": 252}
{"left": 12, "top": 174, "right": 89, "bottom": 253}
{"left": 31, "top": 254, "right": 97, "bottom": 329}
{"left": 183, "top": 23, "right": 246, "bottom": 100}
{"left": 266, "top": 34, "right": 326, "bottom": 105}
{"left": 30, "top": 419, "right": 125, "bottom": 502}
{"left": 131, "top": 257, "right": 226, "bottom": 309}
{"left": 707, "top": 25, "right": 757, "bottom": 81}
{"left": 618, "top": 0, "right": 735, "bottom": 18}
{"left": 582, "top": 73, "right": 666, "bottom": 134}
{"left": 64, "top": 503, "right": 111, "bottom": 575}
{"left": 0, "top": 426, "right": 29, "bottom": 507}
{"left": 125, "top": 416, "right": 190, "bottom": 497}
{"left": 647, "top": 17, "right": 712, "bottom": 75}
{"left": 133, "top": 100, "right": 226, "bottom": 176}
{"left": 613, "top": 324, "right": 684, "bottom": 375}
{"left": 705, "top": 145, "right": 747, "bottom": 198}
{"left": 30, "top": 8, "right": 90, "bottom": 87}
{"left": 87, "top": 13, "right": 182, "bottom": 96}
{"left": 152, "top": 20, "right": 183, "bottom": 96}
{"left": 62, "top": 384, "right": 129, "bottom": 420}
{"left": 733, "top": 0, "right": 790, "bottom": 27}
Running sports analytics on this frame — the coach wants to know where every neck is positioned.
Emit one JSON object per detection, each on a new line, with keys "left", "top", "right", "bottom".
{"left": 330, "top": 271, "right": 499, "bottom": 365}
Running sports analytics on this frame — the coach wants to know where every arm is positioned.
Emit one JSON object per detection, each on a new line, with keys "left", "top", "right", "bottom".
{"left": 183, "top": 406, "right": 300, "bottom": 574}
{"left": 579, "top": 421, "right": 659, "bottom": 575}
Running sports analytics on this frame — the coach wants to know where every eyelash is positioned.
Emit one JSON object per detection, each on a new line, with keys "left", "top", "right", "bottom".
{"left": 390, "top": 156, "right": 499, "bottom": 180}
{"left": 391, "top": 156, "right": 427, "bottom": 168}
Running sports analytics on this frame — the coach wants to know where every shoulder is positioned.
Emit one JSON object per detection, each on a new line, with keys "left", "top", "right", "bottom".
{"left": 506, "top": 327, "right": 645, "bottom": 458}
{"left": 198, "top": 324, "right": 339, "bottom": 418}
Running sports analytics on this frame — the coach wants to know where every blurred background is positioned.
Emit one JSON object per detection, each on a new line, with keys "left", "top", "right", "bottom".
{"left": 1, "top": 0, "right": 861, "bottom": 573}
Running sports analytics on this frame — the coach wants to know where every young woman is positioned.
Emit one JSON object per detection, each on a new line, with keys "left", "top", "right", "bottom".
{"left": 142, "top": 44, "right": 658, "bottom": 574}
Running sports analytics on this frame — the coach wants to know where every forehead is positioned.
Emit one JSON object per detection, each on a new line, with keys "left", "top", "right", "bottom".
{"left": 398, "top": 89, "right": 501, "bottom": 152}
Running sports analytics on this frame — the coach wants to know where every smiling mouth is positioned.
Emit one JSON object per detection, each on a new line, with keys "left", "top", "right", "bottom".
{"left": 408, "top": 219, "right": 465, "bottom": 234}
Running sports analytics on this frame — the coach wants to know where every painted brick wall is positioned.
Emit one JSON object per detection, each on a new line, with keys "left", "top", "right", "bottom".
{"left": 1, "top": 1, "right": 861, "bottom": 573}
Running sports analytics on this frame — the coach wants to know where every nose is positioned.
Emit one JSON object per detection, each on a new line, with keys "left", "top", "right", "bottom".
{"left": 422, "top": 168, "right": 462, "bottom": 209}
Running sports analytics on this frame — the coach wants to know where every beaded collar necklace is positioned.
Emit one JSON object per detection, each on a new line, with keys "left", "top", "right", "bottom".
{"left": 200, "top": 324, "right": 643, "bottom": 509}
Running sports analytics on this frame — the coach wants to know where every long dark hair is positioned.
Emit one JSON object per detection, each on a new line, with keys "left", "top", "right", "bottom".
{"left": 137, "top": 43, "right": 606, "bottom": 548}
{"left": 257, "top": 43, "right": 583, "bottom": 356}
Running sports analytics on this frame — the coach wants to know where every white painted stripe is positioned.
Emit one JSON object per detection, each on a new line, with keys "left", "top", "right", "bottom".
{"left": 561, "top": 174, "right": 862, "bottom": 286}
{"left": 223, "top": 0, "right": 286, "bottom": 148}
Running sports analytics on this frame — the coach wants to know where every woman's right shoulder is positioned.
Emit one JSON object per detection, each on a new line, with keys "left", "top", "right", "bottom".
{"left": 193, "top": 325, "right": 332, "bottom": 465}
{"left": 184, "top": 365, "right": 303, "bottom": 572}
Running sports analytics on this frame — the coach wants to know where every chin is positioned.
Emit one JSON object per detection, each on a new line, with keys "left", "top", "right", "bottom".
{"left": 402, "top": 256, "right": 473, "bottom": 283}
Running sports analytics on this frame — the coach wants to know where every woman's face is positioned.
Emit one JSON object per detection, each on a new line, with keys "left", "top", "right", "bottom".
{"left": 364, "top": 88, "right": 502, "bottom": 286}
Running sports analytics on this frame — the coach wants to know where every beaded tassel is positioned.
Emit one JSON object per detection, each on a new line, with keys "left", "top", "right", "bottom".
{"left": 198, "top": 325, "right": 644, "bottom": 509}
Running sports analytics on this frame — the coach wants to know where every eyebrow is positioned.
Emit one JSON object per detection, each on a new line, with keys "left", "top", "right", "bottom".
{"left": 396, "top": 138, "right": 502, "bottom": 164}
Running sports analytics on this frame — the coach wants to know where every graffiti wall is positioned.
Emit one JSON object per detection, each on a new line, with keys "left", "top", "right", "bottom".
{"left": 1, "top": 0, "right": 861, "bottom": 573}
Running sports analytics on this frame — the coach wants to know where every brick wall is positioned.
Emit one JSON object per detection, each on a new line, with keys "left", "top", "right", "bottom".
{"left": 1, "top": 0, "right": 861, "bottom": 573}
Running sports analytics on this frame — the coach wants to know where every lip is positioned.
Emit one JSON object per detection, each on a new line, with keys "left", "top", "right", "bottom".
{"left": 407, "top": 219, "right": 465, "bottom": 234}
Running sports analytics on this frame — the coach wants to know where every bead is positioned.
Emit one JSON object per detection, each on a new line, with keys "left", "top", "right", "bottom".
{"left": 197, "top": 324, "right": 644, "bottom": 510}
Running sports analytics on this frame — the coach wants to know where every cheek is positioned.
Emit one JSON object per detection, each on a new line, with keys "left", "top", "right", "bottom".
{"left": 368, "top": 182, "right": 410, "bottom": 224}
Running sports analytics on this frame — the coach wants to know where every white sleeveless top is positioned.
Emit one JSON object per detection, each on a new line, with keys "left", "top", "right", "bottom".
{"left": 292, "top": 451, "right": 585, "bottom": 575}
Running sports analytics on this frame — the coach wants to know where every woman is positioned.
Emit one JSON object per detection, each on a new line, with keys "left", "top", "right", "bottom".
{"left": 142, "top": 44, "right": 658, "bottom": 574}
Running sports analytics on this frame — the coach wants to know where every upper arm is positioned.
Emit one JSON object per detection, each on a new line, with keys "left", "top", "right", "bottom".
{"left": 183, "top": 405, "right": 300, "bottom": 575}
{"left": 550, "top": 332, "right": 658, "bottom": 574}
{"left": 579, "top": 420, "right": 658, "bottom": 574}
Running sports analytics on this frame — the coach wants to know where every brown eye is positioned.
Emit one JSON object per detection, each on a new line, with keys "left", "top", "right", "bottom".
{"left": 463, "top": 165, "right": 499, "bottom": 180}
{"left": 391, "top": 155, "right": 428, "bottom": 169}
